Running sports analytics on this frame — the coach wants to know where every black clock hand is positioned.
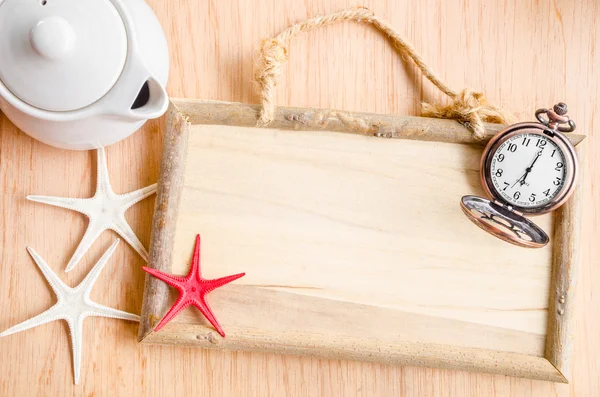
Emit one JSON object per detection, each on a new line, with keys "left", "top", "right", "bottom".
{"left": 511, "top": 172, "right": 527, "bottom": 188}
{"left": 529, "top": 151, "right": 542, "bottom": 168}
{"left": 509, "top": 151, "right": 542, "bottom": 188}
{"left": 520, "top": 151, "right": 543, "bottom": 185}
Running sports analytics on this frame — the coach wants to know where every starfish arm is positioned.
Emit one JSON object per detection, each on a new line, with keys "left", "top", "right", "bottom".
{"left": 65, "top": 218, "right": 108, "bottom": 273}
{"left": 203, "top": 273, "right": 246, "bottom": 293}
{"left": 86, "top": 302, "right": 140, "bottom": 322}
{"left": 142, "top": 266, "right": 187, "bottom": 289}
{"left": 118, "top": 183, "right": 157, "bottom": 210}
{"left": 187, "top": 234, "right": 202, "bottom": 279}
{"left": 27, "top": 247, "right": 70, "bottom": 296}
{"left": 154, "top": 295, "right": 191, "bottom": 332}
{"left": 95, "top": 147, "right": 114, "bottom": 195}
{"left": 67, "top": 317, "right": 84, "bottom": 385}
{"left": 194, "top": 296, "right": 226, "bottom": 337}
{"left": 111, "top": 217, "right": 149, "bottom": 263}
{"left": 27, "top": 195, "right": 91, "bottom": 216}
{"left": 0, "top": 304, "right": 64, "bottom": 337}
{"left": 79, "top": 240, "right": 120, "bottom": 295}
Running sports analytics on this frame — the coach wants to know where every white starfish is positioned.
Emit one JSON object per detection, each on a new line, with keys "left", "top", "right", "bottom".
{"left": 0, "top": 240, "right": 139, "bottom": 385}
{"left": 28, "top": 147, "right": 156, "bottom": 272}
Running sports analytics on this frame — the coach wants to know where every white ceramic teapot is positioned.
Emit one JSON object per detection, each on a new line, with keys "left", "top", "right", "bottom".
{"left": 0, "top": 0, "right": 169, "bottom": 150}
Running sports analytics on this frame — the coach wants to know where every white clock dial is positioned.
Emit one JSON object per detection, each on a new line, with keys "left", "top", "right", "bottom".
{"left": 489, "top": 133, "right": 567, "bottom": 208}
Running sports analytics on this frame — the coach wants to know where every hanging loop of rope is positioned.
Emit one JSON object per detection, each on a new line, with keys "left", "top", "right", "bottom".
{"left": 254, "top": 6, "right": 513, "bottom": 139}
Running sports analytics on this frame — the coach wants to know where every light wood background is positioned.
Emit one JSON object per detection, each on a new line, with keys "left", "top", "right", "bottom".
{"left": 0, "top": 0, "right": 598, "bottom": 396}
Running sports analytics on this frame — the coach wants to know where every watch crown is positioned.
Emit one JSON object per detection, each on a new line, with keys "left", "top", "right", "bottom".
{"left": 554, "top": 102, "right": 568, "bottom": 116}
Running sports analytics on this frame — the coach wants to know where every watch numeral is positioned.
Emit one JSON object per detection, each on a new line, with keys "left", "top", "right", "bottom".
{"left": 551, "top": 149, "right": 556, "bottom": 158}
{"left": 514, "top": 191, "right": 521, "bottom": 200}
{"left": 553, "top": 177, "right": 562, "bottom": 186}
{"left": 543, "top": 188, "right": 551, "bottom": 196}
{"left": 536, "top": 139, "right": 547, "bottom": 148}
{"left": 507, "top": 143, "right": 517, "bottom": 152}
{"left": 529, "top": 193, "right": 536, "bottom": 202}
{"left": 495, "top": 169, "right": 503, "bottom": 177}
{"left": 522, "top": 137, "right": 531, "bottom": 147}
{"left": 555, "top": 162, "right": 564, "bottom": 171}
{"left": 497, "top": 153, "right": 505, "bottom": 162}
{"left": 503, "top": 182, "right": 510, "bottom": 191}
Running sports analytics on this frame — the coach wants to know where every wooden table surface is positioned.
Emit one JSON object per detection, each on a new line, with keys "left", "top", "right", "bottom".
{"left": 1, "top": 0, "right": 598, "bottom": 395}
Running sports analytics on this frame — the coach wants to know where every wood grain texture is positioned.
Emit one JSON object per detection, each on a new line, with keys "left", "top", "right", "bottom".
{"left": 138, "top": 104, "right": 190, "bottom": 341}
{"left": 545, "top": 145, "right": 584, "bottom": 381}
{"left": 171, "top": 99, "right": 586, "bottom": 146}
{"left": 1, "top": 0, "right": 599, "bottom": 396}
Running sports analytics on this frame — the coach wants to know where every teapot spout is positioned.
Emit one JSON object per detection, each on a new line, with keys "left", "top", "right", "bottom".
{"left": 99, "top": 50, "right": 168, "bottom": 122}
{"left": 128, "top": 76, "right": 169, "bottom": 120}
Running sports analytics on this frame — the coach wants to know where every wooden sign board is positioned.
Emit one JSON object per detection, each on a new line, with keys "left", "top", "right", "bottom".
{"left": 139, "top": 99, "right": 584, "bottom": 383}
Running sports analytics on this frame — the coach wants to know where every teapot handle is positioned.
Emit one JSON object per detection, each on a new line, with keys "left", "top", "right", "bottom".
{"left": 100, "top": 50, "right": 168, "bottom": 121}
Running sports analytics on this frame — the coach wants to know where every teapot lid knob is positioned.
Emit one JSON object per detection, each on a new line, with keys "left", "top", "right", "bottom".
{"left": 30, "top": 17, "right": 76, "bottom": 61}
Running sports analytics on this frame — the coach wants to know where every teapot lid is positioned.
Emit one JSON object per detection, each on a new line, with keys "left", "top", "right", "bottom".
{"left": 0, "top": 0, "right": 127, "bottom": 112}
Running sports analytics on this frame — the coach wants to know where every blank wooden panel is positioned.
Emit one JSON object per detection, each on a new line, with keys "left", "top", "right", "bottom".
{"left": 166, "top": 124, "right": 553, "bottom": 356}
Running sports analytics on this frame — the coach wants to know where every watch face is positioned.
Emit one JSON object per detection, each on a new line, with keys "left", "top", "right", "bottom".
{"left": 489, "top": 132, "right": 567, "bottom": 209}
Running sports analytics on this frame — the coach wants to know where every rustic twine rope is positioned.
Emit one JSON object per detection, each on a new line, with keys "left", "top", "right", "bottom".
{"left": 254, "top": 6, "right": 513, "bottom": 139}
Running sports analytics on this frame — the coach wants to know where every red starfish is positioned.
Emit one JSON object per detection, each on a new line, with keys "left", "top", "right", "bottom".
{"left": 143, "top": 235, "right": 245, "bottom": 337}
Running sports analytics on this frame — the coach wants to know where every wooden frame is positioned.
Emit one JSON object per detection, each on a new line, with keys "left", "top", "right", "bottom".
{"left": 139, "top": 99, "right": 584, "bottom": 383}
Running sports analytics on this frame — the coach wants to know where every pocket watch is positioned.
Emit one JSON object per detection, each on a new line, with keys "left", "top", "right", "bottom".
{"left": 461, "top": 103, "right": 578, "bottom": 248}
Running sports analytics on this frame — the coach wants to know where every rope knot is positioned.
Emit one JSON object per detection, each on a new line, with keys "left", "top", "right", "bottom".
{"left": 421, "top": 89, "right": 514, "bottom": 140}
{"left": 259, "top": 38, "right": 289, "bottom": 65}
